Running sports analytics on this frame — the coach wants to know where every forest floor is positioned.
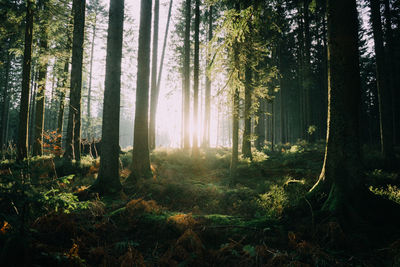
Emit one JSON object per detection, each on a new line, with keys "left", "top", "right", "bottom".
{"left": 1, "top": 141, "right": 400, "bottom": 266}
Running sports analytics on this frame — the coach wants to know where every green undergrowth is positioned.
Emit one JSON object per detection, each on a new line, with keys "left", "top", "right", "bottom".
{"left": 1, "top": 142, "right": 400, "bottom": 266}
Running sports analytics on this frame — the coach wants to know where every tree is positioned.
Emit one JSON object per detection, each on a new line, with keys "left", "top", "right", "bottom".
{"left": 183, "top": 0, "right": 191, "bottom": 150}
{"left": 192, "top": 0, "right": 200, "bottom": 157}
{"left": 17, "top": 0, "right": 34, "bottom": 161}
{"left": 150, "top": 0, "right": 173, "bottom": 151}
{"left": 202, "top": 5, "right": 213, "bottom": 148}
{"left": 86, "top": 0, "right": 106, "bottom": 140}
{"left": 149, "top": 0, "right": 159, "bottom": 151}
{"left": 93, "top": 0, "right": 124, "bottom": 195}
{"left": 32, "top": 1, "right": 50, "bottom": 156}
{"left": 130, "top": 0, "right": 153, "bottom": 180}
{"left": 369, "top": 0, "right": 395, "bottom": 164}
{"left": 1, "top": 40, "right": 12, "bottom": 153}
{"left": 64, "top": 0, "right": 86, "bottom": 161}
{"left": 308, "top": 0, "right": 363, "bottom": 215}
{"left": 242, "top": 64, "right": 252, "bottom": 159}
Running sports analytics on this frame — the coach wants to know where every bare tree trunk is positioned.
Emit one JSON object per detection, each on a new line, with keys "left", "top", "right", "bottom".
{"left": 192, "top": 0, "right": 200, "bottom": 157}
{"left": 17, "top": 0, "right": 34, "bottom": 161}
{"left": 87, "top": 12, "right": 97, "bottom": 140}
{"left": 149, "top": 0, "right": 159, "bottom": 150}
{"left": 64, "top": 0, "right": 86, "bottom": 161}
{"left": 33, "top": 34, "right": 49, "bottom": 156}
{"left": 242, "top": 65, "right": 252, "bottom": 159}
{"left": 131, "top": 0, "right": 152, "bottom": 180}
{"left": 152, "top": 0, "right": 173, "bottom": 146}
{"left": 202, "top": 5, "right": 212, "bottom": 148}
{"left": 230, "top": 88, "right": 239, "bottom": 181}
{"left": 309, "top": 0, "right": 364, "bottom": 215}
{"left": 183, "top": 0, "right": 191, "bottom": 150}
{"left": 369, "top": 0, "right": 395, "bottom": 164}
{"left": 1, "top": 44, "right": 11, "bottom": 151}
{"left": 94, "top": 0, "right": 124, "bottom": 195}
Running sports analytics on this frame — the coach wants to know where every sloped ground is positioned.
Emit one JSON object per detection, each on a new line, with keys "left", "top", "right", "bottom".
{"left": 1, "top": 142, "right": 400, "bottom": 266}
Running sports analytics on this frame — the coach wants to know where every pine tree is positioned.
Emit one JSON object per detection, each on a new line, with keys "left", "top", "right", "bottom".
{"left": 93, "top": 0, "right": 124, "bottom": 195}
{"left": 130, "top": 0, "right": 153, "bottom": 180}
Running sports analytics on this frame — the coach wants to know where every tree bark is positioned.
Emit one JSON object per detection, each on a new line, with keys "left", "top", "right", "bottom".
{"left": 369, "top": 0, "right": 395, "bottom": 164}
{"left": 149, "top": 0, "right": 173, "bottom": 150}
{"left": 242, "top": 64, "right": 252, "bottom": 159}
{"left": 183, "top": 0, "right": 191, "bottom": 150}
{"left": 94, "top": 0, "right": 124, "bottom": 195}
{"left": 1, "top": 44, "right": 11, "bottom": 151}
{"left": 202, "top": 5, "right": 212, "bottom": 148}
{"left": 255, "top": 98, "right": 266, "bottom": 151}
{"left": 309, "top": 0, "right": 363, "bottom": 215}
{"left": 131, "top": 0, "right": 152, "bottom": 180}
{"left": 32, "top": 35, "right": 48, "bottom": 156}
{"left": 33, "top": 1, "right": 50, "bottom": 156}
{"left": 17, "top": 0, "right": 34, "bottom": 161}
{"left": 87, "top": 11, "right": 97, "bottom": 140}
{"left": 64, "top": 0, "right": 86, "bottom": 161}
{"left": 149, "top": 0, "right": 159, "bottom": 150}
{"left": 192, "top": 0, "right": 200, "bottom": 158}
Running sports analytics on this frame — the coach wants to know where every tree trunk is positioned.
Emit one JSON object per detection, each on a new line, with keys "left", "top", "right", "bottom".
{"left": 309, "top": 0, "right": 363, "bottom": 215}
{"left": 303, "top": 0, "right": 312, "bottom": 139}
{"left": 149, "top": 0, "right": 159, "bottom": 150}
{"left": 152, "top": 0, "right": 173, "bottom": 146}
{"left": 94, "top": 0, "right": 124, "bottom": 195}
{"left": 131, "top": 0, "right": 152, "bottom": 180}
{"left": 369, "top": 0, "right": 395, "bottom": 164}
{"left": 57, "top": 60, "right": 69, "bottom": 140}
{"left": 1, "top": 46, "right": 11, "bottom": 151}
{"left": 230, "top": 88, "right": 239, "bottom": 182}
{"left": 64, "top": 0, "right": 86, "bottom": 161}
{"left": 33, "top": 30, "right": 49, "bottom": 156}
{"left": 242, "top": 65, "right": 252, "bottom": 159}
{"left": 255, "top": 98, "right": 266, "bottom": 151}
{"left": 192, "top": 0, "right": 200, "bottom": 158}
{"left": 17, "top": 0, "right": 34, "bottom": 161}
{"left": 87, "top": 12, "right": 97, "bottom": 140}
{"left": 202, "top": 5, "right": 213, "bottom": 148}
{"left": 183, "top": 0, "right": 191, "bottom": 150}
{"left": 383, "top": 0, "right": 398, "bottom": 145}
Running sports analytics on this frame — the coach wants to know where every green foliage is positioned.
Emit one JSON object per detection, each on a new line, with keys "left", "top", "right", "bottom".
{"left": 0, "top": 160, "right": 89, "bottom": 236}
{"left": 258, "top": 185, "right": 288, "bottom": 217}
{"left": 370, "top": 185, "right": 400, "bottom": 204}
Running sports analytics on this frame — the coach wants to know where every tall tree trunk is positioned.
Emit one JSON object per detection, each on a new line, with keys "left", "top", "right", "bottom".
{"left": 131, "top": 0, "right": 152, "bottom": 180}
{"left": 33, "top": 1, "right": 50, "bottom": 156}
{"left": 1, "top": 45, "right": 11, "bottom": 151}
{"left": 87, "top": 12, "right": 97, "bottom": 140}
{"left": 149, "top": 0, "right": 159, "bottom": 150}
{"left": 303, "top": 0, "right": 312, "bottom": 139}
{"left": 17, "top": 0, "right": 34, "bottom": 161}
{"left": 29, "top": 70, "right": 38, "bottom": 149}
{"left": 183, "top": 0, "right": 191, "bottom": 150}
{"left": 57, "top": 60, "right": 69, "bottom": 138}
{"left": 64, "top": 0, "right": 86, "bottom": 161}
{"left": 94, "top": 0, "right": 124, "bottom": 195}
{"left": 242, "top": 65, "right": 252, "bottom": 159}
{"left": 255, "top": 98, "right": 266, "bottom": 151}
{"left": 32, "top": 35, "right": 49, "bottom": 156}
{"left": 202, "top": 5, "right": 212, "bottom": 148}
{"left": 192, "top": 0, "right": 200, "bottom": 157}
{"left": 383, "top": 0, "right": 398, "bottom": 145}
{"left": 369, "top": 0, "right": 395, "bottom": 164}
{"left": 309, "top": 0, "right": 363, "bottom": 214}
{"left": 230, "top": 88, "right": 239, "bottom": 181}
{"left": 150, "top": 0, "right": 173, "bottom": 149}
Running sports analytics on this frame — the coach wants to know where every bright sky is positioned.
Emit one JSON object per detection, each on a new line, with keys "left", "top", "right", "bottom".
{"left": 90, "top": 0, "right": 222, "bottom": 149}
